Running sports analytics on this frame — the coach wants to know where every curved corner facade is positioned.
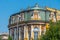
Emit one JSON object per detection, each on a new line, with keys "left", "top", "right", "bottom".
{"left": 8, "top": 4, "right": 60, "bottom": 40}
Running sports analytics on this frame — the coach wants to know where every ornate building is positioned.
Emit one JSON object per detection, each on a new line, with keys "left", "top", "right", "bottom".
{"left": 8, "top": 4, "right": 60, "bottom": 40}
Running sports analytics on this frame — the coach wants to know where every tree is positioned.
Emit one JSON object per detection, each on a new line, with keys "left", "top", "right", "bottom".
{"left": 40, "top": 21, "right": 60, "bottom": 40}
{"left": 8, "top": 36, "right": 12, "bottom": 40}
{"left": 0, "top": 36, "right": 2, "bottom": 40}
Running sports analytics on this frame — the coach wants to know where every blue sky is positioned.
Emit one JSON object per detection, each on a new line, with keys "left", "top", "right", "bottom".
{"left": 0, "top": 0, "right": 60, "bottom": 33}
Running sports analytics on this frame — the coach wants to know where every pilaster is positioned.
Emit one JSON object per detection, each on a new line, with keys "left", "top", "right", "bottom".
{"left": 24, "top": 25, "right": 28, "bottom": 40}
{"left": 37, "top": 25, "right": 41, "bottom": 39}
{"left": 19, "top": 27, "right": 21, "bottom": 40}
{"left": 31, "top": 25, "right": 34, "bottom": 40}
{"left": 40, "top": 25, "right": 41, "bottom": 36}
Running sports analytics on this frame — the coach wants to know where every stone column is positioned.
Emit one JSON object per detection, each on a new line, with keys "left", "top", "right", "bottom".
{"left": 37, "top": 25, "right": 41, "bottom": 40}
{"left": 19, "top": 27, "right": 21, "bottom": 40}
{"left": 44, "top": 26, "right": 46, "bottom": 34}
{"left": 9, "top": 29, "right": 11, "bottom": 36}
{"left": 24, "top": 25, "right": 28, "bottom": 40}
{"left": 31, "top": 25, "right": 34, "bottom": 40}
{"left": 11, "top": 29, "right": 14, "bottom": 40}
{"left": 37, "top": 25, "right": 40, "bottom": 39}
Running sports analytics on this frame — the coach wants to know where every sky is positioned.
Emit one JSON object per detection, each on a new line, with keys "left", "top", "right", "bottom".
{"left": 0, "top": 0, "right": 60, "bottom": 33}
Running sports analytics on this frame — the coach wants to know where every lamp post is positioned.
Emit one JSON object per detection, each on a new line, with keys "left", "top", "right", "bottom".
{"left": 16, "top": 15, "right": 21, "bottom": 40}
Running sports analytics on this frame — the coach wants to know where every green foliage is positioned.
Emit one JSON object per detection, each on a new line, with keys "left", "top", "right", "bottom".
{"left": 0, "top": 36, "right": 2, "bottom": 40}
{"left": 40, "top": 21, "right": 60, "bottom": 40}
{"left": 8, "top": 36, "right": 12, "bottom": 40}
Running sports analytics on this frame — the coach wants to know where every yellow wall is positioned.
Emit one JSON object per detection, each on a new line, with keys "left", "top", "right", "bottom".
{"left": 24, "top": 26, "right": 28, "bottom": 40}
{"left": 46, "top": 7, "right": 60, "bottom": 21}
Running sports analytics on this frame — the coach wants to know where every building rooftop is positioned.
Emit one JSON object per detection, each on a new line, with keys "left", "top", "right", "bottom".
{"left": 0, "top": 32, "right": 9, "bottom": 35}
{"left": 31, "top": 3, "right": 45, "bottom": 10}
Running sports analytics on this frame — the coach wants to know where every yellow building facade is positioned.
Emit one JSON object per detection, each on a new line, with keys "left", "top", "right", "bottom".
{"left": 8, "top": 4, "right": 60, "bottom": 40}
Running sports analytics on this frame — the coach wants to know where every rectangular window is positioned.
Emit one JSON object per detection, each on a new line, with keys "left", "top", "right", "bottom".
{"left": 45, "top": 11, "right": 50, "bottom": 21}
{"left": 38, "top": 11, "right": 45, "bottom": 21}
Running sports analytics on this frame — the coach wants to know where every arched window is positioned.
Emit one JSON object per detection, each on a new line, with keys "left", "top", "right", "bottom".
{"left": 33, "top": 27, "right": 39, "bottom": 40}
{"left": 33, "top": 27, "right": 39, "bottom": 32}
